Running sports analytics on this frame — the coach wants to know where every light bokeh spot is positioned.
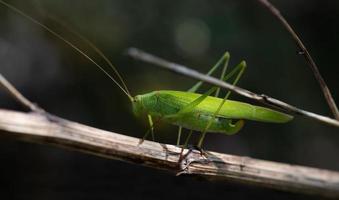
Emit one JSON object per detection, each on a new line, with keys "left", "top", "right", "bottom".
{"left": 174, "top": 19, "right": 210, "bottom": 57}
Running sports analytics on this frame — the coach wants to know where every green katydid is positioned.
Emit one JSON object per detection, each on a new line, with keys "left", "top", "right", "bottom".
{"left": 0, "top": 1, "right": 293, "bottom": 148}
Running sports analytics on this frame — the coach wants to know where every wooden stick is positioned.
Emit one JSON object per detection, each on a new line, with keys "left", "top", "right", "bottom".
{"left": 256, "top": 0, "right": 339, "bottom": 120}
{"left": 0, "top": 109, "right": 339, "bottom": 198}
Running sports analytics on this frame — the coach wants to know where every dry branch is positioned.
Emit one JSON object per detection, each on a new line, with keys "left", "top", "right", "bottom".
{"left": 0, "top": 109, "right": 339, "bottom": 198}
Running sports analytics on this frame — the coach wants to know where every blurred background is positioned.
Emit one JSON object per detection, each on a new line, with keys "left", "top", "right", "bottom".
{"left": 0, "top": 0, "right": 338, "bottom": 199}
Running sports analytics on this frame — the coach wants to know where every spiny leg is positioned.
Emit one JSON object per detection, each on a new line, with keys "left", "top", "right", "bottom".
{"left": 197, "top": 60, "right": 247, "bottom": 148}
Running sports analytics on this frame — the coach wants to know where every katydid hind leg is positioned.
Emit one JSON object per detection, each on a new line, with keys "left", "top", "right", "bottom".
{"left": 215, "top": 52, "right": 230, "bottom": 97}
{"left": 223, "top": 60, "right": 247, "bottom": 99}
{"left": 166, "top": 55, "right": 246, "bottom": 147}
{"left": 165, "top": 53, "right": 245, "bottom": 119}
{"left": 188, "top": 52, "right": 230, "bottom": 93}
{"left": 197, "top": 61, "right": 247, "bottom": 148}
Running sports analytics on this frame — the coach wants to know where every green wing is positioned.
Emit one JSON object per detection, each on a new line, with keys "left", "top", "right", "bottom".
{"left": 157, "top": 90, "right": 293, "bottom": 123}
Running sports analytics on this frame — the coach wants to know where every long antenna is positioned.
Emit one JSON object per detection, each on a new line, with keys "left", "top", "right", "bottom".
{"left": 0, "top": 0, "right": 133, "bottom": 101}
{"left": 46, "top": 16, "right": 131, "bottom": 97}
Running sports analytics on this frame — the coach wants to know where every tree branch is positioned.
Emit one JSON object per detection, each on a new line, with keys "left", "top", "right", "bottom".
{"left": 256, "top": 0, "right": 339, "bottom": 120}
{"left": 0, "top": 109, "right": 339, "bottom": 198}
{"left": 127, "top": 48, "right": 339, "bottom": 128}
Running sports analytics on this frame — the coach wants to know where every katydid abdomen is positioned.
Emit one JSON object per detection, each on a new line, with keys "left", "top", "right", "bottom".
{"left": 133, "top": 90, "right": 293, "bottom": 135}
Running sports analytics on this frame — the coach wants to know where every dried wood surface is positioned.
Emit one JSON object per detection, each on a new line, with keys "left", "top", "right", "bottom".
{"left": 1, "top": 109, "right": 339, "bottom": 198}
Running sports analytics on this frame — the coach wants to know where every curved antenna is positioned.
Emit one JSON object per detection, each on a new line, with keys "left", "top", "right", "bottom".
{"left": 0, "top": 0, "right": 133, "bottom": 101}
{"left": 46, "top": 16, "right": 131, "bottom": 97}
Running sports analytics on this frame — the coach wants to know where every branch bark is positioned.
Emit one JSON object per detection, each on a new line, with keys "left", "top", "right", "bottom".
{"left": 0, "top": 109, "right": 339, "bottom": 198}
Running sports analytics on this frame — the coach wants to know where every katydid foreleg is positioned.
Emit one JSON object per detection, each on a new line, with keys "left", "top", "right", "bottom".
{"left": 148, "top": 115, "right": 155, "bottom": 141}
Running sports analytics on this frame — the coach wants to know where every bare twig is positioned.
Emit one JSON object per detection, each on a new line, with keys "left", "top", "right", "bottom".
{"left": 0, "top": 109, "right": 339, "bottom": 198}
{"left": 256, "top": 0, "right": 339, "bottom": 120}
{"left": 127, "top": 48, "right": 339, "bottom": 128}
{"left": 0, "top": 74, "right": 43, "bottom": 113}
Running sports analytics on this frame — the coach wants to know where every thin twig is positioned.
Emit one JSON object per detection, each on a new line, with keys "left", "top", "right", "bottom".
{"left": 256, "top": 0, "right": 339, "bottom": 120}
{"left": 0, "top": 109, "right": 339, "bottom": 198}
{"left": 127, "top": 48, "right": 339, "bottom": 128}
{"left": 0, "top": 74, "right": 43, "bottom": 113}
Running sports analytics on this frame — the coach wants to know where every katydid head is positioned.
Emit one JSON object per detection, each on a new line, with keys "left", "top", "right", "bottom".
{"left": 132, "top": 92, "right": 158, "bottom": 117}
{"left": 132, "top": 95, "right": 145, "bottom": 117}
{"left": 132, "top": 94, "right": 154, "bottom": 117}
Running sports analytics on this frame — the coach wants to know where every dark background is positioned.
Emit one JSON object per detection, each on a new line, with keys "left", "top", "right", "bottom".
{"left": 0, "top": 0, "right": 338, "bottom": 199}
